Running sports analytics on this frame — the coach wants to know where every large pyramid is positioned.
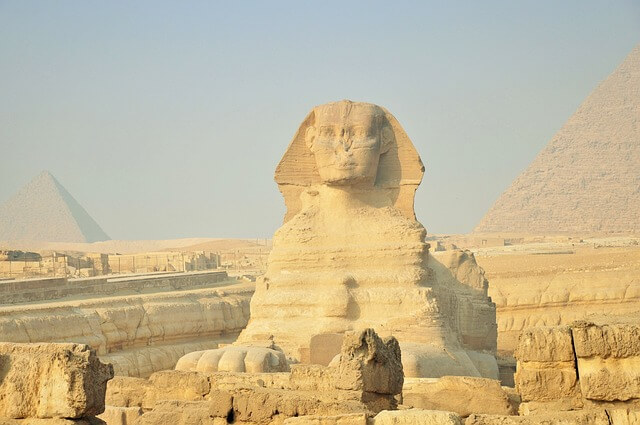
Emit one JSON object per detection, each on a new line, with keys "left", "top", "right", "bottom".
{"left": 0, "top": 171, "right": 110, "bottom": 243}
{"left": 475, "top": 45, "right": 640, "bottom": 235}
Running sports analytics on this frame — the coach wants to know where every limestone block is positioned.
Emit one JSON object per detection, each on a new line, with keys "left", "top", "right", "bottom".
{"left": 606, "top": 409, "right": 640, "bottom": 425}
{"left": 571, "top": 322, "right": 640, "bottom": 358}
{"left": 572, "top": 323, "right": 640, "bottom": 401}
{"left": 514, "top": 327, "right": 580, "bottom": 403}
{"left": 0, "top": 343, "right": 113, "bottom": 419}
{"left": 283, "top": 413, "right": 368, "bottom": 425}
{"left": 0, "top": 419, "right": 105, "bottom": 425}
{"left": 514, "top": 326, "right": 575, "bottom": 363}
{"left": 517, "top": 400, "right": 582, "bottom": 416}
{"left": 208, "top": 390, "right": 233, "bottom": 418}
{"left": 146, "top": 370, "right": 211, "bottom": 404}
{"left": 104, "top": 377, "right": 151, "bottom": 408}
{"left": 515, "top": 366, "right": 581, "bottom": 404}
{"left": 135, "top": 400, "right": 214, "bottom": 425}
{"left": 97, "top": 406, "right": 142, "bottom": 425}
{"left": 227, "top": 387, "right": 365, "bottom": 424}
{"left": 175, "top": 345, "right": 289, "bottom": 373}
{"left": 332, "top": 329, "right": 403, "bottom": 396}
{"left": 465, "top": 410, "right": 612, "bottom": 425}
{"left": 370, "top": 409, "right": 462, "bottom": 425}
{"left": 402, "top": 376, "right": 516, "bottom": 417}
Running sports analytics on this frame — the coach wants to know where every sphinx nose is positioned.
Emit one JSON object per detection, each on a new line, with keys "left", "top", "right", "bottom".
{"left": 339, "top": 131, "right": 352, "bottom": 151}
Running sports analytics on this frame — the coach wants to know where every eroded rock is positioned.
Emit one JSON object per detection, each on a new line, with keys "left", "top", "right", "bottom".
{"left": 402, "top": 376, "right": 516, "bottom": 417}
{"left": 0, "top": 343, "right": 113, "bottom": 420}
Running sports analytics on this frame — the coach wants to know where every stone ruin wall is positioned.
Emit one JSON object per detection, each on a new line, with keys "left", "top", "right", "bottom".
{"left": 477, "top": 247, "right": 640, "bottom": 355}
{"left": 0, "top": 272, "right": 254, "bottom": 377}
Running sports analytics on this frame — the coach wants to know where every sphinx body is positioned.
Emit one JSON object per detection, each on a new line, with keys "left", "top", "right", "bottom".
{"left": 235, "top": 101, "right": 498, "bottom": 378}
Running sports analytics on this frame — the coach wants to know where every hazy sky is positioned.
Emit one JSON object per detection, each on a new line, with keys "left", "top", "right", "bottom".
{"left": 1, "top": 1, "right": 639, "bottom": 240}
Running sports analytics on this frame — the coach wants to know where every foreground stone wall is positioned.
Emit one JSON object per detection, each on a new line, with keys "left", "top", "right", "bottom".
{"left": 0, "top": 283, "right": 253, "bottom": 377}
{"left": 515, "top": 322, "right": 640, "bottom": 413}
{"left": 104, "top": 329, "right": 404, "bottom": 424}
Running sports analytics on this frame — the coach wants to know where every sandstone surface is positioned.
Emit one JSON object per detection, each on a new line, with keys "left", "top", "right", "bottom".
{"left": 402, "top": 376, "right": 516, "bottom": 417}
{"left": 514, "top": 326, "right": 581, "bottom": 408}
{"left": 514, "top": 323, "right": 640, "bottom": 415}
{"left": 572, "top": 322, "right": 640, "bottom": 402}
{"left": 0, "top": 343, "right": 113, "bottom": 419}
{"left": 371, "top": 409, "right": 462, "bottom": 425}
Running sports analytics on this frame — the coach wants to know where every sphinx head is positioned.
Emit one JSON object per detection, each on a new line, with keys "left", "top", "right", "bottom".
{"left": 304, "top": 100, "right": 393, "bottom": 187}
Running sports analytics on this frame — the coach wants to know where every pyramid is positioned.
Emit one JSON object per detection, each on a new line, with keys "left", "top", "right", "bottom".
{"left": 475, "top": 44, "right": 640, "bottom": 235}
{"left": 0, "top": 171, "right": 110, "bottom": 243}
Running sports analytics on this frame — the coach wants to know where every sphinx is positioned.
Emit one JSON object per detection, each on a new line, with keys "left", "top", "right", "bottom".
{"left": 179, "top": 100, "right": 498, "bottom": 378}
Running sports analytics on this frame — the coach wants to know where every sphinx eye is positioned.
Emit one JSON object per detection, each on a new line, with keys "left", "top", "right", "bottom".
{"left": 351, "top": 127, "right": 366, "bottom": 138}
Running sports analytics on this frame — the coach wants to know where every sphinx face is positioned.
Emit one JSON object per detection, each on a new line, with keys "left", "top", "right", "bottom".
{"left": 306, "top": 102, "right": 387, "bottom": 186}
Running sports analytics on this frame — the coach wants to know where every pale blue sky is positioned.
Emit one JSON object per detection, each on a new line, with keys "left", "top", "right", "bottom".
{"left": 1, "top": 1, "right": 638, "bottom": 239}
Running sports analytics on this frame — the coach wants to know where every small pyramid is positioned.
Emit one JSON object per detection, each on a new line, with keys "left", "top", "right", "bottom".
{"left": 0, "top": 171, "right": 110, "bottom": 243}
{"left": 475, "top": 44, "right": 640, "bottom": 234}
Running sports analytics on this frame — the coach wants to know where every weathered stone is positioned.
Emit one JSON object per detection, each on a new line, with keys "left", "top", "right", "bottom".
{"left": 465, "top": 410, "right": 612, "bottom": 425}
{"left": 283, "top": 413, "right": 367, "bottom": 425}
{"left": 572, "top": 322, "right": 640, "bottom": 401}
{"left": 332, "top": 329, "right": 403, "bottom": 396}
{"left": 146, "top": 370, "right": 211, "bottom": 404}
{"left": 97, "top": 406, "right": 142, "bottom": 425}
{"left": 0, "top": 343, "right": 113, "bottom": 419}
{"left": 514, "top": 326, "right": 575, "bottom": 363}
{"left": 371, "top": 409, "right": 462, "bottom": 425}
{"left": 135, "top": 400, "right": 214, "bottom": 425}
{"left": 227, "top": 387, "right": 365, "bottom": 424}
{"left": 104, "top": 377, "right": 151, "bottom": 408}
{"left": 402, "top": 376, "right": 516, "bottom": 417}
{"left": 0, "top": 419, "right": 105, "bottom": 425}
{"left": 514, "top": 327, "right": 581, "bottom": 404}
{"left": 208, "top": 389, "right": 233, "bottom": 418}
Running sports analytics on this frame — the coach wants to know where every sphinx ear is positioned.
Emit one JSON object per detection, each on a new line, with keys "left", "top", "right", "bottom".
{"left": 305, "top": 126, "right": 317, "bottom": 150}
{"left": 380, "top": 125, "right": 393, "bottom": 154}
